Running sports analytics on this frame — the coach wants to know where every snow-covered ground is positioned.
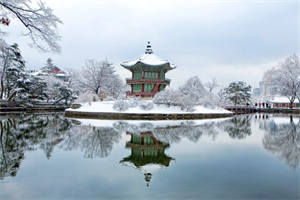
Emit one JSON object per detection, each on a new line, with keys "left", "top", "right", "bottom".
{"left": 67, "top": 101, "right": 231, "bottom": 114}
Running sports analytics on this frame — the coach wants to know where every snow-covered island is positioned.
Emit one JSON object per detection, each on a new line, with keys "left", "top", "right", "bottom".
{"left": 65, "top": 42, "right": 232, "bottom": 120}
{"left": 67, "top": 100, "right": 230, "bottom": 114}
{"left": 65, "top": 98, "right": 232, "bottom": 120}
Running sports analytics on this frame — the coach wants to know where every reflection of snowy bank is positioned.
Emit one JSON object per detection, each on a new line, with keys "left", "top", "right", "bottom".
{"left": 65, "top": 101, "right": 232, "bottom": 120}
{"left": 73, "top": 118, "right": 231, "bottom": 143}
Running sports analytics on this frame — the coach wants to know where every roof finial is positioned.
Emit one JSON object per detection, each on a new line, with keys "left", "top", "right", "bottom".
{"left": 145, "top": 41, "right": 153, "bottom": 54}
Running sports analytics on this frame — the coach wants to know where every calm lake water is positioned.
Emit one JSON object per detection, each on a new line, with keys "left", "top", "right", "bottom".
{"left": 0, "top": 114, "right": 299, "bottom": 200}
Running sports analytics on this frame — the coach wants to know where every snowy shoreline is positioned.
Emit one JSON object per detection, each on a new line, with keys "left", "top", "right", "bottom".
{"left": 65, "top": 101, "right": 233, "bottom": 120}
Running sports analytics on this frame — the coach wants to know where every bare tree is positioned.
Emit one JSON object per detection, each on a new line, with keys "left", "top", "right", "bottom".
{"left": 0, "top": 0, "right": 62, "bottom": 52}
{"left": 205, "top": 78, "right": 219, "bottom": 93}
{"left": 263, "top": 55, "right": 300, "bottom": 108}
{"left": 79, "top": 59, "right": 124, "bottom": 100}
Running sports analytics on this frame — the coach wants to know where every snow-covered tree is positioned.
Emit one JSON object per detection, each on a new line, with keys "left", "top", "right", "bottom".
{"left": 0, "top": 43, "right": 56, "bottom": 102}
{"left": 153, "top": 88, "right": 180, "bottom": 106}
{"left": 0, "top": 0, "right": 62, "bottom": 52}
{"left": 205, "top": 78, "right": 219, "bottom": 93}
{"left": 75, "top": 91, "right": 99, "bottom": 104}
{"left": 224, "top": 81, "right": 252, "bottom": 106}
{"left": 180, "top": 76, "right": 208, "bottom": 102}
{"left": 42, "top": 58, "right": 56, "bottom": 73}
{"left": 0, "top": 43, "right": 27, "bottom": 100}
{"left": 263, "top": 55, "right": 300, "bottom": 108}
{"left": 79, "top": 59, "right": 125, "bottom": 100}
{"left": 154, "top": 76, "right": 216, "bottom": 111}
{"left": 43, "top": 75, "right": 77, "bottom": 105}
{"left": 105, "top": 74, "right": 126, "bottom": 99}
{"left": 217, "top": 88, "right": 231, "bottom": 107}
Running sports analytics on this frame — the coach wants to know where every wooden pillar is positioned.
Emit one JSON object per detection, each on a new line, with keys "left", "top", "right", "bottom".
{"left": 142, "top": 71, "right": 145, "bottom": 79}
{"left": 142, "top": 84, "right": 144, "bottom": 92}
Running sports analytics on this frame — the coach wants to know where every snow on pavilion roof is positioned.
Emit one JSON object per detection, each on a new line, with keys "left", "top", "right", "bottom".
{"left": 120, "top": 42, "right": 175, "bottom": 69}
{"left": 121, "top": 53, "right": 171, "bottom": 67}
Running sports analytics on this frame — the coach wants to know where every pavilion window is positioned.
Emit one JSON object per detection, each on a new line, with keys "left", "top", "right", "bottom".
{"left": 133, "top": 72, "right": 142, "bottom": 80}
{"left": 133, "top": 84, "right": 142, "bottom": 93}
{"left": 145, "top": 72, "right": 158, "bottom": 79}
{"left": 144, "top": 83, "right": 155, "bottom": 93}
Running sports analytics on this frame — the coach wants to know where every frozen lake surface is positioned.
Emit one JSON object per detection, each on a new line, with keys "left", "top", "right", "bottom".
{"left": 0, "top": 114, "right": 299, "bottom": 200}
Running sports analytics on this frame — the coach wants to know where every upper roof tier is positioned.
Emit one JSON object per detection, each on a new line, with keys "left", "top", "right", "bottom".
{"left": 121, "top": 42, "right": 176, "bottom": 71}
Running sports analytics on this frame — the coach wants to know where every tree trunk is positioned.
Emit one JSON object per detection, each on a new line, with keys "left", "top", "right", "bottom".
{"left": 8, "top": 91, "right": 17, "bottom": 102}
{"left": 0, "top": 59, "right": 8, "bottom": 100}
{"left": 289, "top": 100, "right": 294, "bottom": 109}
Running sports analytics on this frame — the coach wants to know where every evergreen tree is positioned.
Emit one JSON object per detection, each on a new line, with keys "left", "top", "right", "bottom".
{"left": 224, "top": 81, "right": 252, "bottom": 106}
{"left": 42, "top": 58, "right": 56, "bottom": 74}
{"left": 0, "top": 43, "right": 26, "bottom": 100}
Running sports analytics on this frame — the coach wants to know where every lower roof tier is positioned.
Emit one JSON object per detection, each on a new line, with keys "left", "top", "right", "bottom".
{"left": 126, "top": 78, "right": 171, "bottom": 85}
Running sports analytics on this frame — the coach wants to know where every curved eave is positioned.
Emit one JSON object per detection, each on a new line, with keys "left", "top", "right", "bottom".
{"left": 121, "top": 61, "right": 175, "bottom": 71}
{"left": 120, "top": 155, "right": 173, "bottom": 167}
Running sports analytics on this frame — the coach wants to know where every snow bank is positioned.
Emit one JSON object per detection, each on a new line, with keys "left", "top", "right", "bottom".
{"left": 67, "top": 100, "right": 231, "bottom": 114}
{"left": 270, "top": 96, "right": 300, "bottom": 103}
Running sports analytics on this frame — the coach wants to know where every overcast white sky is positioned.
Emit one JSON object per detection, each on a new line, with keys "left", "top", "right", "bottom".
{"left": 3, "top": 0, "right": 300, "bottom": 88}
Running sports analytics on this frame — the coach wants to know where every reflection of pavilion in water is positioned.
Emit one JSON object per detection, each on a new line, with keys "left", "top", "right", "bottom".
{"left": 120, "top": 131, "right": 174, "bottom": 187}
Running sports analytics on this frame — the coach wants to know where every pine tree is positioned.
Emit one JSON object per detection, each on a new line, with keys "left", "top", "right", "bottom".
{"left": 0, "top": 43, "right": 26, "bottom": 100}
{"left": 42, "top": 58, "right": 56, "bottom": 74}
{"left": 224, "top": 81, "right": 252, "bottom": 106}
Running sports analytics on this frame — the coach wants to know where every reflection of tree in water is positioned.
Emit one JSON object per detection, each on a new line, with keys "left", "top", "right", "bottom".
{"left": 60, "top": 124, "right": 121, "bottom": 158}
{"left": 262, "top": 116, "right": 300, "bottom": 169}
{"left": 222, "top": 115, "right": 252, "bottom": 139}
{"left": 0, "top": 115, "right": 122, "bottom": 180}
{"left": 0, "top": 114, "right": 71, "bottom": 179}
{"left": 78, "top": 127, "right": 121, "bottom": 158}
{"left": 133, "top": 121, "right": 221, "bottom": 144}
{"left": 0, "top": 115, "right": 258, "bottom": 181}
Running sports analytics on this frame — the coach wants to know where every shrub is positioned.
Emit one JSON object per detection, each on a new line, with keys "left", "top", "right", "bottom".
{"left": 113, "top": 100, "right": 129, "bottom": 111}
{"left": 139, "top": 101, "right": 154, "bottom": 110}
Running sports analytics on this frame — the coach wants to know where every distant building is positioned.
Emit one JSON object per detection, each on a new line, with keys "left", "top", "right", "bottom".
{"left": 253, "top": 88, "right": 260, "bottom": 96}
{"left": 121, "top": 42, "right": 175, "bottom": 98}
{"left": 268, "top": 96, "right": 300, "bottom": 108}
{"left": 32, "top": 66, "right": 69, "bottom": 81}
{"left": 259, "top": 80, "right": 279, "bottom": 100}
